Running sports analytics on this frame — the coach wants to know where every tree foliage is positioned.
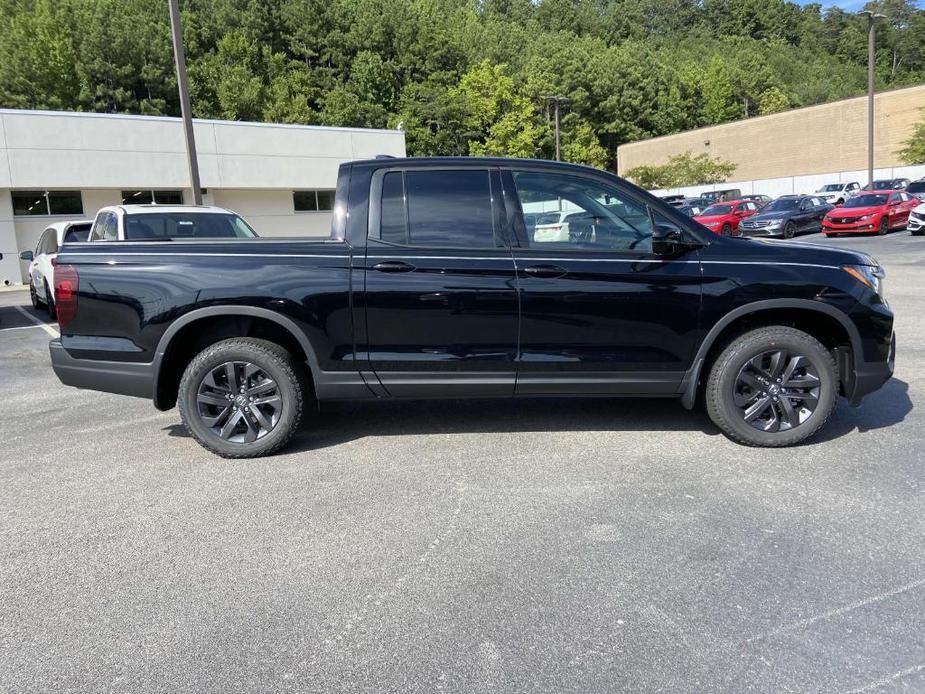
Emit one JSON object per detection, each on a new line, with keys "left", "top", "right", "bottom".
{"left": 899, "top": 109, "right": 925, "bottom": 164}
{"left": 1, "top": 0, "right": 924, "bottom": 170}
{"left": 624, "top": 152, "right": 738, "bottom": 189}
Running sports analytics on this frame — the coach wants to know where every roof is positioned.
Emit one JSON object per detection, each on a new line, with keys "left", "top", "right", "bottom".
{"left": 109, "top": 204, "right": 235, "bottom": 215}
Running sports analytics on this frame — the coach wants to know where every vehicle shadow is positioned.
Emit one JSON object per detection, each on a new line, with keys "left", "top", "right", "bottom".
{"left": 812, "top": 377, "right": 913, "bottom": 443}
{"left": 162, "top": 378, "right": 911, "bottom": 452}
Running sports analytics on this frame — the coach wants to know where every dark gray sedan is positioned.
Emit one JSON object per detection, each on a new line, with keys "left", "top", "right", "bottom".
{"left": 738, "top": 195, "right": 833, "bottom": 239}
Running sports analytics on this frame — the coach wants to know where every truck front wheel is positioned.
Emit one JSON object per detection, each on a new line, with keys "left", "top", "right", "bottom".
{"left": 705, "top": 326, "right": 837, "bottom": 447}
{"left": 178, "top": 338, "right": 308, "bottom": 458}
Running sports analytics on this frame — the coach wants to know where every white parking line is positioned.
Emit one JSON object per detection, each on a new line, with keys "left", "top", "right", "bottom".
{"left": 12, "top": 306, "right": 59, "bottom": 338}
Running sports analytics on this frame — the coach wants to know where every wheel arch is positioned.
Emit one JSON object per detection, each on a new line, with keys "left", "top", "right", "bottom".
{"left": 152, "top": 306, "right": 320, "bottom": 411}
{"left": 680, "top": 299, "right": 862, "bottom": 409}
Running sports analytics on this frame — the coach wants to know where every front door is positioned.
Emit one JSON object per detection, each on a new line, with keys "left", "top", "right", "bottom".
{"left": 362, "top": 167, "right": 519, "bottom": 397}
{"left": 503, "top": 169, "right": 703, "bottom": 395}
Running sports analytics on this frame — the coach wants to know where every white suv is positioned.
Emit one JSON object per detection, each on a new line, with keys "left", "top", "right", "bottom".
{"left": 814, "top": 182, "right": 860, "bottom": 205}
{"left": 20, "top": 220, "right": 92, "bottom": 316}
{"left": 909, "top": 202, "right": 925, "bottom": 236}
{"left": 89, "top": 205, "right": 258, "bottom": 241}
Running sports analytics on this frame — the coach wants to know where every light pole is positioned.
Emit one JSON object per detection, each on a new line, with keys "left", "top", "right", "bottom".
{"left": 542, "top": 95, "right": 569, "bottom": 161}
{"left": 859, "top": 10, "right": 886, "bottom": 189}
{"left": 168, "top": 0, "right": 202, "bottom": 205}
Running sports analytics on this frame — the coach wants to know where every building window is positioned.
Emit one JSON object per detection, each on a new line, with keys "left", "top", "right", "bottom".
{"left": 11, "top": 190, "right": 84, "bottom": 216}
{"left": 121, "top": 190, "right": 184, "bottom": 205}
{"left": 293, "top": 190, "right": 335, "bottom": 212}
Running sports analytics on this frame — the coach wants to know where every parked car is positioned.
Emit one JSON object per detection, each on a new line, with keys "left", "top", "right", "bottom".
{"left": 854, "top": 179, "right": 911, "bottom": 195}
{"left": 814, "top": 182, "right": 861, "bottom": 205}
{"left": 822, "top": 190, "right": 920, "bottom": 236}
{"left": 905, "top": 180, "right": 925, "bottom": 198}
{"left": 88, "top": 204, "right": 258, "bottom": 241}
{"left": 738, "top": 195, "right": 833, "bottom": 239}
{"left": 693, "top": 199, "right": 761, "bottom": 235}
{"left": 659, "top": 194, "right": 686, "bottom": 206}
{"left": 18, "top": 220, "right": 92, "bottom": 316}
{"left": 908, "top": 201, "right": 925, "bottom": 236}
{"left": 526, "top": 210, "right": 573, "bottom": 243}
{"left": 49, "top": 157, "right": 895, "bottom": 456}
{"left": 677, "top": 202, "right": 704, "bottom": 218}
{"left": 740, "top": 194, "right": 772, "bottom": 208}
{"left": 699, "top": 188, "right": 742, "bottom": 204}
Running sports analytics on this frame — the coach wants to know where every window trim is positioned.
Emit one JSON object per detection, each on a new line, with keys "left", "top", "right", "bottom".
{"left": 367, "top": 166, "right": 508, "bottom": 252}
{"left": 12, "top": 190, "right": 84, "bottom": 217}
{"left": 293, "top": 189, "right": 335, "bottom": 214}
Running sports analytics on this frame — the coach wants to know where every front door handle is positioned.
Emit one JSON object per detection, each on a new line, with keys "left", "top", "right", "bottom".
{"left": 523, "top": 264, "right": 568, "bottom": 279}
{"left": 372, "top": 260, "right": 416, "bottom": 273}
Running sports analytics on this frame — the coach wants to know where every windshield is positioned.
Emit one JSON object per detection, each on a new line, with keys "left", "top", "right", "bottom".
{"left": 864, "top": 181, "right": 894, "bottom": 190}
{"left": 123, "top": 212, "right": 258, "bottom": 240}
{"left": 819, "top": 184, "right": 842, "bottom": 192}
{"left": 763, "top": 198, "right": 800, "bottom": 212}
{"left": 843, "top": 194, "right": 889, "bottom": 208}
{"left": 699, "top": 204, "right": 732, "bottom": 216}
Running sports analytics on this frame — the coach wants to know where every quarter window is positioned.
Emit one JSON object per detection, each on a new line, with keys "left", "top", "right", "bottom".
{"left": 512, "top": 171, "right": 653, "bottom": 253}
{"left": 12, "top": 190, "right": 83, "bottom": 216}
{"left": 293, "top": 190, "right": 335, "bottom": 212}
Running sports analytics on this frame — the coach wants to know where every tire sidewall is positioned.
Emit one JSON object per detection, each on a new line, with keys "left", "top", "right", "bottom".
{"left": 783, "top": 221, "right": 795, "bottom": 239}
{"left": 178, "top": 341, "right": 303, "bottom": 458}
{"left": 44, "top": 281, "right": 56, "bottom": 319}
{"left": 710, "top": 330, "right": 837, "bottom": 447}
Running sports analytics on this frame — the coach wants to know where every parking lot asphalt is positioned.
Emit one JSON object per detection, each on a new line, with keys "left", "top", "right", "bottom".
{"left": 1, "top": 231, "right": 924, "bottom": 693}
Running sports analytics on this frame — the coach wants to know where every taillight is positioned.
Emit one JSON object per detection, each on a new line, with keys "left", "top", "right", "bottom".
{"left": 54, "top": 264, "right": 79, "bottom": 330}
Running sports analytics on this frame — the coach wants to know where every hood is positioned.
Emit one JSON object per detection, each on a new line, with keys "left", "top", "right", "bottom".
{"left": 749, "top": 210, "right": 791, "bottom": 221}
{"left": 705, "top": 235, "right": 880, "bottom": 268}
{"left": 828, "top": 205, "right": 884, "bottom": 217}
{"left": 914, "top": 202, "right": 925, "bottom": 214}
{"left": 692, "top": 214, "right": 729, "bottom": 224}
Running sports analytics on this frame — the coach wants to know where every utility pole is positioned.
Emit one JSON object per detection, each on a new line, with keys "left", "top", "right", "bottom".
{"left": 168, "top": 0, "right": 202, "bottom": 205}
{"left": 543, "top": 95, "right": 569, "bottom": 161}
{"left": 859, "top": 10, "right": 886, "bottom": 189}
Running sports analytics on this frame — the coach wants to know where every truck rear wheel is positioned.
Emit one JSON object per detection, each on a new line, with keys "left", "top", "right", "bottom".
{"left": 705, "top": 326, "right": 837, "bottom": 447}
{"left": 178, "top": 338, "right": 308, "bottom": 458}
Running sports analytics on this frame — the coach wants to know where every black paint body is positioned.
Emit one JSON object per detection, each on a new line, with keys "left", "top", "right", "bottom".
{"left": 51, "top": 157, "right": 895, "bottom": 410}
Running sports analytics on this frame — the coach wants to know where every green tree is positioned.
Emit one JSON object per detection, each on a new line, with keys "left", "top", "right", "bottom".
{"left": 898, "top": 109, "right": 925, "bottom": 164}
{"left": 624, "top": 152, "right": 737, "bottom": 189}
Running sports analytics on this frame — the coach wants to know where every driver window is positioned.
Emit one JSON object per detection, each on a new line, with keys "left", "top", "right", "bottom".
{"left": 512, "top": 171, "right": 653, "bottom": 253}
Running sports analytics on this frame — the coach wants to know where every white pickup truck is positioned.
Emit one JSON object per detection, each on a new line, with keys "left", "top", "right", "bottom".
{"left": 88, "top": 204, "right": 258, "bottom": 241}
{"left": 813, "top": 182, "right": 861, "bottom": 205}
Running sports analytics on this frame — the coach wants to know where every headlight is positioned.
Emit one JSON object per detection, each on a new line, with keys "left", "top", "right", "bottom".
{"left": 765, "top": 219, "right": 782, "bottom": 227}
{"left": 857, "top": 213, "right": 876, "bottom": 221}
{"left": 842, "top": 264, "right": 885, "bottom": 297}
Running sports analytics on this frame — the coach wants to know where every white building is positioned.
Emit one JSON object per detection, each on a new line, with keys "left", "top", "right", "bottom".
{"left": 0, "top": 109, "right": 406, "bottom": 285}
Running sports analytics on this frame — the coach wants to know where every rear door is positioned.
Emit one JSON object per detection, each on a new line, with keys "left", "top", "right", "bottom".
{"left": 503, "top": 168, "right": 703, "bottom": 395}
{"left": 362, "top": 166, "right": 519, "bottom": 397}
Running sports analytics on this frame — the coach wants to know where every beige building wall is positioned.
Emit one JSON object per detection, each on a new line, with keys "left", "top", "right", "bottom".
{"left": 617, "top": 84, "right": 925, "bottom": 180}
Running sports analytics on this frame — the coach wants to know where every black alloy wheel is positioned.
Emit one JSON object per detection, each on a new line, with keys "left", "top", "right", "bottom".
{"left": 733, "top": 350, "right": 820, "bottom": 433}
{"left": 721, "top": 223, "right": 732, "bottom": 236}
{"left": 783, "top": 221, "right": 795, "bottom": 239}
{"left": 879, "top": 217, "right": 889, "bottom": 235}
{"left": 196, "top": 361, "right": 282, "bottom": 444}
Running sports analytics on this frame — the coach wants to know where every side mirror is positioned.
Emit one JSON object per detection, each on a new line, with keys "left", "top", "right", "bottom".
{"left": 653, "top": 222, "right": 685, "bottom": 256}
{"left": 19, "top": 250, "right": 34, "bottom": 262}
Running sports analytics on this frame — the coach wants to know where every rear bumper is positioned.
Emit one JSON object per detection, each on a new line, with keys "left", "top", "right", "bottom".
{"left": 49, "top": 339, "right": 154, "bottom": 400}
{"left": 847, "top": 332, "right": 896, "bottom": 406}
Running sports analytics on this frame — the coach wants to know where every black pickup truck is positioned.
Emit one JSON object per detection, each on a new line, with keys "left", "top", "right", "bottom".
{"left": 49, "top": 157, "right": 895, "bottom": 457}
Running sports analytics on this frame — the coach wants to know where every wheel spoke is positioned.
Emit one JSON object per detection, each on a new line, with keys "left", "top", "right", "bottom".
{"left": 247, "top": 379, "right": 277, "bottom": 397}
{"left": 785, "top": 373, "right": 820, "bottom": 388}
{"left": 219, "top": 410, "right": 243, "bottom": 439}
{"left": 224, "top": 362, "right": 238, "bottom": 391}
{"left": 760, "top": 405, "right": 781, "bottom": 432}
{"left": 777, "top": 396, "right": 799, "bottom": 429}
{"left": 243, "top": 362, "right": 262, "bottom": 383}
{"left": 201, "top": 405, "right": 232, "bottom": 428}
{"left": 241, "top": 413, "right": 259, "bottom": 443}
{"left": 785, "top": 390, "right": 818, "bottom": 406}
{"left": 198, "top": 391, "right": 229, "bottom": 407}
{"left": 734, "top": 389, "right": 759, "bottom": 407}
{"left": 780, "top": 355, "right": 806, "bottom": 384}
{"left": 738, "top": 371, "right": 765, "bottom": 392}
{"left": 203, "top": 370, "right": 229, "bottom": 393}
{"left": 250, "top": 405, "right": 273, "bottom": 431}
{"left": 767, "top": 350, "right": 786, "bottom": 378}
{"left": 251, "top": 394, "right": 281, "bottom": 407}
{"left": 744, "top": 396, "right": 772, "bottom": 422}
{"left": 747, "top": 355, "right": 772, "bottom": 380}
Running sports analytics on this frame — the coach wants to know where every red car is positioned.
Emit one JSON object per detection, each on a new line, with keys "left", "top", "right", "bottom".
{"left": 693, "top": 199, "right": 761, "bottom": 236}
{"left": 822, "top": 190, "right": 920, "bottom": 236}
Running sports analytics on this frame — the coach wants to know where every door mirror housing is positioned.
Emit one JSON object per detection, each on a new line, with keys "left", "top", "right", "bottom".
{"left": 19, "top": 250, "right": 34, "bottom": 262}
{"left": 653, "top": 222, "right": 686, "bottom": 256}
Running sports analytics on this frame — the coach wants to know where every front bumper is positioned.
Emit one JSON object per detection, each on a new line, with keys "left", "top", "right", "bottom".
{"left": 49, "top": 339, "right": 154, "bottom": 400}
{"left": 740, "top": 226, "right": 782, "bottom": 237}
{"left": 822, "top": 219, "right": 879, "bottom": 233}
{"left": 908, "top": 215, "right": 923, "bottom": 233}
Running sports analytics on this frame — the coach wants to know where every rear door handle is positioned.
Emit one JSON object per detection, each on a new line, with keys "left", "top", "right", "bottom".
{"left": 523, "top": 264, "right": 568, "bottom": 279}
{"left": 372, "top": 260, "right": 416, "bottom": 273}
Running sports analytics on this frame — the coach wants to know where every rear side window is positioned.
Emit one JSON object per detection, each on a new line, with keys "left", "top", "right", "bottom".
{"left": 91, "top": 212, "right": 118, "bottom": 241}
{"left": 378, "top": 169, "right": 498, "bottom": 248}
{"left": 63, "top": 223, "right": 91, "bottom": 243}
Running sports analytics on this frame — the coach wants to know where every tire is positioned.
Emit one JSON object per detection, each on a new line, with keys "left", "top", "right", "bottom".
{"left": 878, "top": 217, "right": 889, "bottom": 235}
{"left": 177, "top": 337, "right": 309, "bottom": 458}
{"left": 705, "top": 326, "right": 837, "bottom": 447}
{"left": 823, "top": 233, "right": 836, "bottom": 238}
{"left": 721, "top": 223, "right": 732, "bottom": 236}
{"left": 911, "top": 229, "right": 923, "bottom": 237}
{"left": 30, "top": 282, "right": 45, "bottom": 309}
{"left": 783, "top": 221, "right": 795, "bottom": 239}
{"left": 44, "top": 280, "right": 56, "bottom": 319}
